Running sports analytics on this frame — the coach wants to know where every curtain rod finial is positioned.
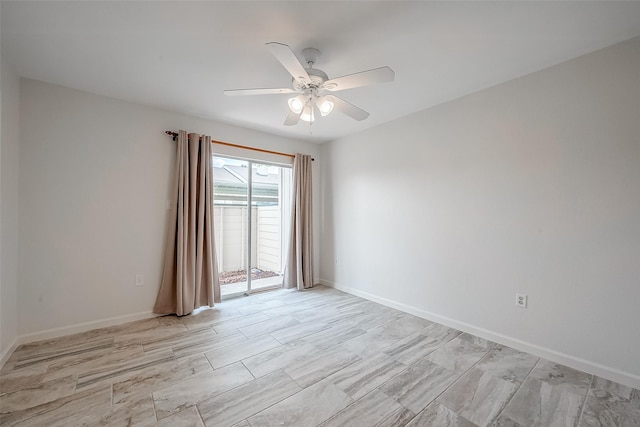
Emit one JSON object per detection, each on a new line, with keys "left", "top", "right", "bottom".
{"left": 165, "top": 130, "right": 178, "bottom": 141}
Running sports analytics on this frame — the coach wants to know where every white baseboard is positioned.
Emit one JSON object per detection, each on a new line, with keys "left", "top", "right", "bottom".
{"left": 0, "top": 311, "right": 161, "bottom": 368}
{"left": 0, "top": 337, "right": 20, "bottom": 367}
{"left": 320, "top": 279, "right": 640, "bottom": 390}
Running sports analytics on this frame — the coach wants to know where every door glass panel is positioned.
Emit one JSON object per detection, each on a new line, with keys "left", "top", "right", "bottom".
{"left": 250, "top": 163, "right": 292, "bottom": 292}
{"left": 213, "top": 156, "right": 292, "bottom": 298}
{"left": 213, "top": 157, "right": 249, "bottom": 297}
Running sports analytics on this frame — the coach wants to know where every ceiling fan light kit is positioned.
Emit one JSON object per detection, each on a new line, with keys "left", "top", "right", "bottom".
{"left": 300, "top": 104, "right": 315, "bottom": 123}
{"left": 318, "top": 96, "right": 334, "bottom": 116}
{"left": 288, "top": 95, "right": 305, "bottom": 114}
{"left": 224, "top": 42, "right": 394, "bottom": 126}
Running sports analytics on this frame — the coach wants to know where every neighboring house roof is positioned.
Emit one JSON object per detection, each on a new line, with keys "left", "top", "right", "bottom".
{"left": 213, "top": 164, "right": 282, "bottom": 205}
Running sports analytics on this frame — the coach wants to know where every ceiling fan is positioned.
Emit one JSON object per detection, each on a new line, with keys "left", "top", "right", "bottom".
{"left": 224, "top": 42, "right": 395, "bottom": 126}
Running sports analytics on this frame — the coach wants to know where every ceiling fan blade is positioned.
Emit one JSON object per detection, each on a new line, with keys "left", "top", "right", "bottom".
{"left": 283, "top": 110, "right": 301, "bottom": 126}
{"left": 224, "top": 88, "right": 298, "bottom": 96}
{"left": 323, "top": 66, "right": 395, "bottom": 92}
{"left": 330, "top": 95, "right": 370, "bottom": 121}
{"left": 265, "top": 42, "right": 311, "bottom": 84}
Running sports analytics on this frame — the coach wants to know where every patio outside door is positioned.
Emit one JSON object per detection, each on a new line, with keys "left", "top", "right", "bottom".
{"left": 212, "top": 156, "right": 292, "bottom": 298}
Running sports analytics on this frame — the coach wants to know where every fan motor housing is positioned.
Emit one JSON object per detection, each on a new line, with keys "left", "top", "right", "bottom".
{"left": 293, "top": 68, "right": 328, "bottom": 90}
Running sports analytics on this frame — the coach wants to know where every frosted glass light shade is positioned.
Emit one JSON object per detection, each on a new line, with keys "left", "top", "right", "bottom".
{"left": 318, "top": 97, "right": 334, "bottom": 116}
{"left": 300, "top": 104, "right": 315, "bottom": 122}
{"left": 288, "top": 96, "right": 304, "bottom": 114}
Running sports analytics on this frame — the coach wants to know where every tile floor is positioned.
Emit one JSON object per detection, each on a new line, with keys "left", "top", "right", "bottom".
{"left": 1, "top": 285, "right": 638, "bottom": 426}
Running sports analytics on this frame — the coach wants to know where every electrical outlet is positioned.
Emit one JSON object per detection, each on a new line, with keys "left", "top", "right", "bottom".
{"left": 516, "top": 293, "right": 527, "bottom": 308}
{"left": 135, "top": 274, "right": 144, "bottom": 287}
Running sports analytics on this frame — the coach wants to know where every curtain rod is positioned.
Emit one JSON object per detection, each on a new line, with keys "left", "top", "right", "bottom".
{"left": 164, "top": 131, "right": 314, "bottom": 161}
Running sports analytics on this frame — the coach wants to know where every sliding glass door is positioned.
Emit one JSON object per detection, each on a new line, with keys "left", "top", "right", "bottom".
{"left": 213, "top": 156, "right": 292, "bottom": 298}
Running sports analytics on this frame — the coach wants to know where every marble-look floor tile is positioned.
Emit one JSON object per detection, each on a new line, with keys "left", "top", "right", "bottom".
{"left": 336, "top": 298, "right": 382, "bottom": 312}
{"left": 425, "top": 336, "right": 489, "bottom": 373}
{"left": 0, "top": 365, "right": 47, "bottom": 394}
{"left": 333, "top": 295, "right": 373, "bottom": 311}
{"left": 0, "top": 361, "right": 17, "bottom": 375}
{"left": 0, "top": 375, "right": 76, "bottom": 413}
{"left": 437, "top": 367, "right": 519, "bottom": 426}
{"left": 247, "top": 379, "right": 353, "bottom": 427}
{"left": 530, "top": 359, "right": 592, "bottom": 395}
{"left": 475, "top": 345, "right": 539, "bottom": 384}
{"left": 98, "top": 317, "right": 163, "bottom": 335}
{"left": 13, "top": 337, "right": 116, "bottom": 370}
{"left": 458, "top": 333, "right": 498, "bottom": 350}
{"left": 422, "top": 323, "right": 463, "bottom": 340}
{"left": 197, "top": 369, "right": 301, "bottom": 426}
{"left": 327, "top": 352, "right": 408, "bottom": 400}
{"left": 380, "top": 358, "right": 460, "bottom": 414}
{"left": 342, "top": 313, "right": 431, "bottom": 356}
{"left": 384, "top": 313, "right": 434, "bottom": 336}
{"left": 501, "top": 376, "right": 587, "bottom": 426}
{"left": 93, "top": 391, "right": 157, "bottom": 426}
{"left": 155, "top": 406, "right": 205, "bottom": 427}
{"left": 579, "top": 376, "right": 640, "bottom": 427}
{"left": 590, "top": 376, "right": 637, "bottom": 401}
{"left": 261, "top": 302, "right": 317, "bottom": 318}
{"left": 234, "top": 299, "right": 287, "bottom": 315}
{"left": 11, "top": 318, "right": 155, "bottom": 361}
{"left": 407, "top": 402, "right": 478, "bottom": 427}
{"left": 343, "top": 309, "right": 401, "bottom": 333}
{"left": 204, "top": 335, "right": 281, "bottom": 369}
{"left": 299, "top": 292, "right": 359, "bottom": 310}
{"left": 75, "top": 348, "right": 175, "bottom": 390}
{"left": 156, "top": 313, "right": 186, "bottom": 326}
{"left": 320, "top": 308, "right": 371, "bottom": 327}
{"left": 211, "top": 312, "right": 270, "bottom": 334}
{"left": 320, "top": 389, "right": 414, "bottom": 427}
{"left": 384, "top": 323, "right": 461, "bottom": 365}
{"left": 284, "top": 345, "right": 361, "bottom": 388}
{"left": 0, "top": 383, "right": 112, "bottom": 427}
{"left": 241, "top": 340, "right": 316, "bottom": 378}
{"left": 180, "top": 307, "right": 243, "bottom": 330}
{"left": 2, "top": 285, "right": 636, "bottom": 427}
{"left": 342, "top": 299, "right": 401, "bottom": 317}
{"left": 341, "top": 323, "right": 409, "bottom": 358}
{"left": 171, "top": 330, "right": 248, "bottom": 359}
{"left": 269, "top": 320, "right": 331, "bottom": 343}
{"left": 141, "top": 326, "right": 215, "bottom": 353}
{"left": 238, "top": 315, "right": 299, "bottom": 338}
{"left": 42, "top": 342, "right": 145, "bottom": 382}
{"left": 291, "top": 305, "right": 343, "bottom": 324}
{"left": 153, "top": 362, "right": 254, "bottom": 419}
{"left": 303, "top": 322, "right": 367, "bottom": 351}
{"left": 492, "top": 415, "right": 525, "bottom": 426}
{"left": 112, "top": 353, "right": 213, "bottom": 405}
{"left": 257, "top": 288, "right": 317, "bottom": 305}
{"left": 115, "top": 322, "right": 188, "bottom": 345}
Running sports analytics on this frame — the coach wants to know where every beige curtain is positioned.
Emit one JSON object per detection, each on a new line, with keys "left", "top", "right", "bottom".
{"left": 283, "top": 154, "right": 314, "bottom": 290}
{"left": 153, "top": 130, "right": 220, "bottom": 315}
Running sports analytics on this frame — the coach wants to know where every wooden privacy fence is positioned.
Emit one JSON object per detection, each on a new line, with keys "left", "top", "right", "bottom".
{"left": 213, "top": 205, "right": 283, "bottom": 274}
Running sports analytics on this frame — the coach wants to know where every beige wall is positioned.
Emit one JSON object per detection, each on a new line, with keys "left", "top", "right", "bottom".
{"left": 17, "top": 79, "right": 321, "bottom": 339}
{"left": 320, "top": 37, "right": 640, "bottom": 387}
{"left": 1, "top": 46, "right": 21, "bottom": 362}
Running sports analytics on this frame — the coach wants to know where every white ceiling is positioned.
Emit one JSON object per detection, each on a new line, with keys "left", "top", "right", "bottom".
{"left": 3, "top": 1, "right": 640, "bottom": 143}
